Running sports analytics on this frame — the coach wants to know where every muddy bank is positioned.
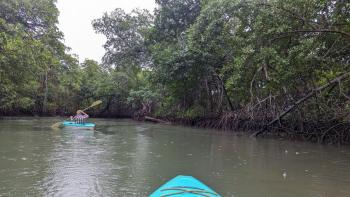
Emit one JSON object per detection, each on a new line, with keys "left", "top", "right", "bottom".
{"left": 141, "top": 114, "right": 350, "bottom": 145}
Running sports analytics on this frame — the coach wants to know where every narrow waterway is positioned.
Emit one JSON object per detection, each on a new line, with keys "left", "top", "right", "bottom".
{"left": 0, "top": 118, "right": 350, "bottom": 196}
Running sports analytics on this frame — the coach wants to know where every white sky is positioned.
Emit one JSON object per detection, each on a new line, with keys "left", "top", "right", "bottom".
{"left": 57, "top": 0, "right": 156, "bottom": 63}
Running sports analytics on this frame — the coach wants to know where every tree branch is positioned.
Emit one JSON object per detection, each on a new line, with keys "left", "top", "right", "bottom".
{"left": 281, "top": 29, "right": 350, "bottom": 39}
{"left": 251, "top": 72, "right": 350, "bottom": 137}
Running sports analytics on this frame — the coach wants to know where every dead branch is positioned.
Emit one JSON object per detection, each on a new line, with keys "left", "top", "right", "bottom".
{"left": 145, "top": 116, "right": 170, "bottom": 124}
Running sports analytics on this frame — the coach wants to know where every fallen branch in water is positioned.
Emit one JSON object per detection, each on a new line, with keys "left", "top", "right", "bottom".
{"left": 145, "top": 116, "right": 171, "bottom": 124}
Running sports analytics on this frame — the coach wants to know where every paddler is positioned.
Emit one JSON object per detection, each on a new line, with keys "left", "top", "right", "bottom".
{"left": 70, "top": 110, "right": 89, "bottom": 124}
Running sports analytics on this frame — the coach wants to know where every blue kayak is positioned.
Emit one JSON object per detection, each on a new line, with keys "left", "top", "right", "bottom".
{"left": 63, "top": 121, "right": 95, "bottom": 130}
{"left": 149, "top": 175, "right": 221, "bottom": 197}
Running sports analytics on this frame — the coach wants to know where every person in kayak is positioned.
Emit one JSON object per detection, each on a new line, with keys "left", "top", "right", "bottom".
{"left": 70, "top": 110, "right": 89, "bottom": 124}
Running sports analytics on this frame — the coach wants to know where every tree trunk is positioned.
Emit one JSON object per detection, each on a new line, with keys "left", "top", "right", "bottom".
{"left": 42, "top": 70, "right": 49, "bottom": 114}
{"left": 216, "top": 74, "right": 235, "bottom": 111}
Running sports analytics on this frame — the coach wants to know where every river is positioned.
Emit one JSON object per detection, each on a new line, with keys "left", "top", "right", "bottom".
{"left": 0, "top": 117, "right": 350, "bottom": 196}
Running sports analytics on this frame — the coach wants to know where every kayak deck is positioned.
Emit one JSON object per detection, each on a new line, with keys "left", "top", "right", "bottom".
{"left": 149, "top": 175, "right": 220, "bottom": 197}
{"left": 63, "top": 121, "right": 95, "bottom": 130}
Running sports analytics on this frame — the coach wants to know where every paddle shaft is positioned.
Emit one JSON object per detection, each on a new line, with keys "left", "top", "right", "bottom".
{"left": 82, "top": 106, "right": 92, "bottom": 112}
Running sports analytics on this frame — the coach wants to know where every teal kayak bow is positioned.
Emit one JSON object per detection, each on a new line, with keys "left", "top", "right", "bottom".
{"left": 149, "top": 175, "right": 221, "bottom": 197}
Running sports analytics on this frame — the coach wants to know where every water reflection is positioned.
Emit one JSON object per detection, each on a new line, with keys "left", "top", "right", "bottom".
{"left": 43, "top": 130, "right": 100, "bottom": 196}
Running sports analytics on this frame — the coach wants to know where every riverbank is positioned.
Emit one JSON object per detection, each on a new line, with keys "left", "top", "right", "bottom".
{"left": 1, "top": 112, "right": 349, "bottom": 145}
{"left": 140, "top": 113, "right": 350, "bottom": 145}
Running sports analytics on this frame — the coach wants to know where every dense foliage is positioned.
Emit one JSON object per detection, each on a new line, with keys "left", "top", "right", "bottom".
{"left": 0, "top": 0, "right": 131, "bottom": 116}
{"left": 93, "top": 0, "right": 350, "bottom": 142}
{"left": 0, "top": 0, "right": 65, "bottom": 114}
{"left": 1, "top": 0, "right": 350, "bottom": 142}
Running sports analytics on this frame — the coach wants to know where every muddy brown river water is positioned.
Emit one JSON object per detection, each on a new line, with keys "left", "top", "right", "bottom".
{"left": 0, "top": 118, "right": 350, "bottom": 196}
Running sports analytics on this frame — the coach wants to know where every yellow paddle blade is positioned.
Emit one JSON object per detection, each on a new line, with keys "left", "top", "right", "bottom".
{"left": 90, "top": 100, "right": 102, "bottom": 108}
{"left": 51, "top": 122, "right": 62, "bottom": 129}
{"left": 82, "top": 100, "right": 103, "bottom": 111}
